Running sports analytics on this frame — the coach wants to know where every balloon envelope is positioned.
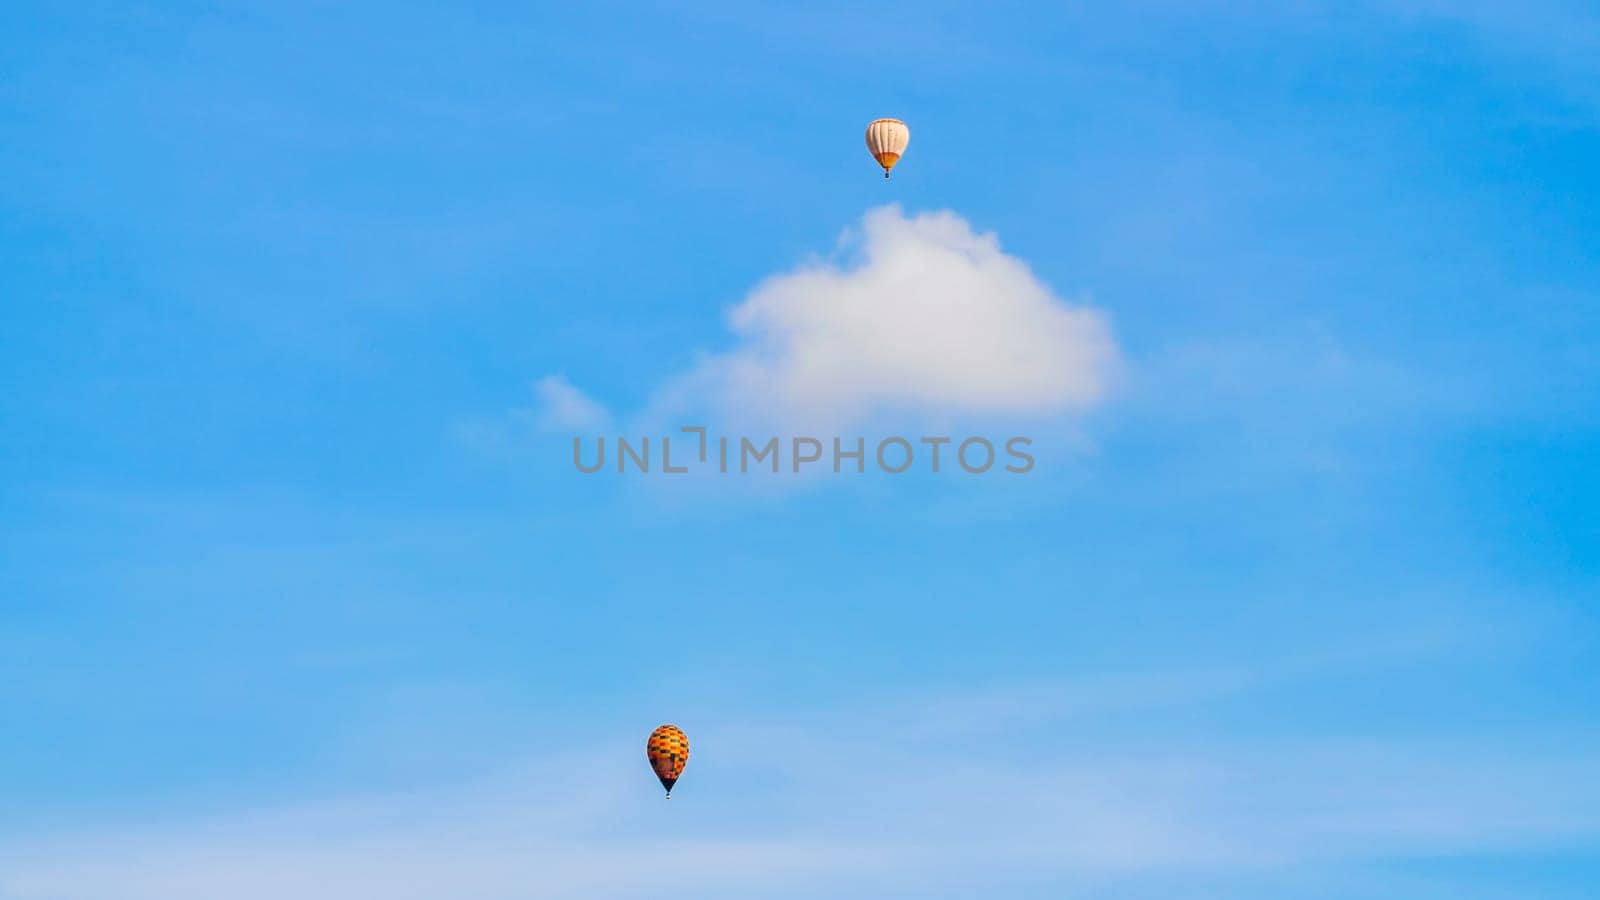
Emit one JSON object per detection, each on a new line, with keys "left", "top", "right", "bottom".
{"left": 647, "top": 724, "right": 689, "bottom": 796}
{"left": 865, "top": 118, "right": 910, "bottom": 177}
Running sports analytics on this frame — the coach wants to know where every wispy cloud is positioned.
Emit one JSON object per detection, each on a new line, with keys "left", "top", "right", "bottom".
{"left": 5, "top": 664, "right": 1594, "bottom": 899}
{"left": 453, "top": 375, "right": 611, "bottom": 458}
{"left": 524, "top": 374, "right": 610, "bottom": 431}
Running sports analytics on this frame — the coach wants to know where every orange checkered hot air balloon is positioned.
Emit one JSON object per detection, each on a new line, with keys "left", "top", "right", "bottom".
{"left": 647, "top": 724, "right": 689, "bottom": 798}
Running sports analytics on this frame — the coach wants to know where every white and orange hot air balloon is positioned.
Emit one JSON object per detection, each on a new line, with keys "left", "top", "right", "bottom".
{"left": 865, "top": 118, "right": 910, "bottom": 178}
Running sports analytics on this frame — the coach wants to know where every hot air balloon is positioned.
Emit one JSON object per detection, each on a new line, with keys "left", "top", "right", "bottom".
{"left": 647, "top": 724, "right": 689, "bottom": 798}
{"left": 865, "top": 118, "right": 910, "bottom": 178}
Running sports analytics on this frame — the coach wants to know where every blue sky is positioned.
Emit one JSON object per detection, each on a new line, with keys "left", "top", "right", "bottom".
{"left": 2, "top": 2, "right": 1598, "bottom": 897}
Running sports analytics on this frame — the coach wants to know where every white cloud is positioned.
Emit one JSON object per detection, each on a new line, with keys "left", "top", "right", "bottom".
{"left": 666, "top": 205, "right": 1118, "bottom": 428}
{"left": 515, "top": 206, "right": 1118, "bottom": 444}
{"left": 513, "top": 205, "right": 1114, "bottom": 435}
